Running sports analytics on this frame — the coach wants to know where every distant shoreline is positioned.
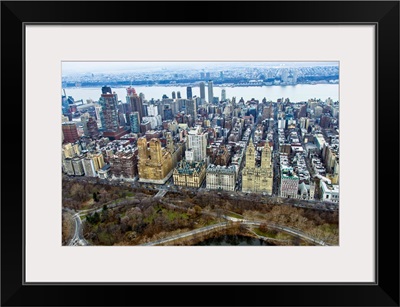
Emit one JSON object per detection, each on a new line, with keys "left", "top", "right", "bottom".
{"left": 63, "top": 81, "right": 339, "bottom": 89}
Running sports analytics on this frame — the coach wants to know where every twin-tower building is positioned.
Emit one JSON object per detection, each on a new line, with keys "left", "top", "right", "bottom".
{"left": 137, "top": 132, "right": 184, "bottom": 184}
{"left": 241, "top": 140, "right": 273, "bottom": 195}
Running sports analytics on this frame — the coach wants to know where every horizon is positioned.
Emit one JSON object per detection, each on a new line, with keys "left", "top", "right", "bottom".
{"left": 62, "top": 61, "right": 339, "bottom": 75}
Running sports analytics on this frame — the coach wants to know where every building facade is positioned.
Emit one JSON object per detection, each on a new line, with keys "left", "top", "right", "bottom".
{"left": 99, "top": 87, "right": 120, "bottom": 132}
{"left": 86, "top": 117, "right": 100, "bottom": 139}
{"left": 186, "top": 126, "right": 207, "bottom": 162}
{"left": 242, "top": 141, "right": 273, "bottom": 194}
{"left": 208, "top": 80, "right": 213, "bottom": 104}
{"left": 137, "top": 137, "right": 173, "bottom": 184}
{"left": 173, "top": 160, "right": 206, "bottom": 188}
{"left": 62, "top": 122, "right": 79, "bottom": 144}
{"left": 280, "top": 167, "right": 299, "bottom": 198}
{"left": 126, "top": 86, "right": 144, "bottom": 122}
{"left": 320, "top": 180, "right": 339, "bottom": 203}
{"left": 109, "top": 149, "right": 138, "bottom": 179}
{"left": 206, "top": 164, "right": 236, "bottom": 191}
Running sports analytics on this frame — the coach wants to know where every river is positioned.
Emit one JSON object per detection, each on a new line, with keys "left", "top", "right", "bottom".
{"left": 63, "top": 83, "right": 339, "bottom": 104}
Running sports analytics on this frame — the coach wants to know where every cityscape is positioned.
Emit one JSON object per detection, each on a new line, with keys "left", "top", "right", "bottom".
{"left": 61, "top": 62, "right": 339, "bottom": 247}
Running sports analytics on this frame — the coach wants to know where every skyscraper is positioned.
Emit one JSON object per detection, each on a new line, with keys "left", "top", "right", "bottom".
{"left": 129, "top": 112, "right": 140, "bottom": 133}
{"left": 221, "top": 89, "right": 226, "bottom": 101}
{"left": 80, "top": 112, "right": 90, "bottom": 136}
{"left": 87, "top": 117, "right": 100, "bottom": 139}
{"left": 99, "top": 86, "right": 120, "bottom": 132}
{"left": 186, "top": 126, "right": 207, "bottom": 162}
{"left": 199, "top": 82, "right": 205, "bottom": 100}
{"left": 186, "top": 99, "right": 197, "bottom": 119}
{"left": 208, "top": 80, "right": 213, "bottom": 104}
{"left": 186, "top": 86, "right": 192, "bottom": 99}
{"left": 126, "top": 86, "right": 144, "bottom": 122}
{"left": 172, "top": 91, "right": 176, "bottom": 99}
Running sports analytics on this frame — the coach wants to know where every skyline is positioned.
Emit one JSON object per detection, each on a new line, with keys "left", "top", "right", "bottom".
{"left": 62, "top": 61, "right": 339, "bottom": 75}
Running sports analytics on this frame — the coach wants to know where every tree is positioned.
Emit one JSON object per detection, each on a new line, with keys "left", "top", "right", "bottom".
{"left": 93, "top": 192, "right": 100, "bottom": 202}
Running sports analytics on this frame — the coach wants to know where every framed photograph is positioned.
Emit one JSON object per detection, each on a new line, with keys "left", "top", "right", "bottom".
{"left": 1, "top": 1, "right": 399, "bottom": 306}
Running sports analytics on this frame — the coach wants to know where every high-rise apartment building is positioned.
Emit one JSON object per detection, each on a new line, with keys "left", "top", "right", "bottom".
{"left": 99, "top": 86, "right": 120, "bottom": 132}
{"left": 62, "top": 122, "right": 79, "bottom": 143}
{"left": 137, "top": 137, "right": 173, "bottom": 184}
{"left": 71, "top": 156, "right": 85, "bottom": 176}
{"left": 186, "top": 126, "right": 207, "bottom": 162}
{"left": 186, "top": 86, "right": 192, "bottom": 99}
{"left": 199, "top": 82, "right": 206, "bottom": 100}
{"left": 109, "top": 150, "right": 138, "bottom": 179}
{"left": 126, "top": 86, "right": 144, "bottom": 122}
{"left": 242, "top": 141, "right": 273, "bottom": 194}
{"left": 208, "top": 80, "right": 213, "bottom": 104}
{"left": 86, "top": 117, "right": 100, "bottom": 139}
{"left": 80, "top": 113, "right": 90, "bottom": 136}
{"left": 221, "top": 89, "right": 226, "bottom": 101}
{"left": 129, "top": 112, "right": 140, "bottom": 133}
{"left": 186, "top": 99, "right": 197, "bottom": 119}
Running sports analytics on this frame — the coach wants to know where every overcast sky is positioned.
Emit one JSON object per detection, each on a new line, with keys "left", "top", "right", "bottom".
{"left": 62, "top": 61, "right": 338, "bottom": 75}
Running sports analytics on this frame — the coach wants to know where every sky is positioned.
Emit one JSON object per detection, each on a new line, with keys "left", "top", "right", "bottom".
{"left": 62, "top": 61, "right": 338, "bottom": 75}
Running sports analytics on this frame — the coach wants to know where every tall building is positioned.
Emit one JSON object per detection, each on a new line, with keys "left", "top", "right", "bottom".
{"left": 208, "top": 80, "right": 214, "bottom": 104}
{"left": 314, "top": 106, "right": 323, "bottom": 118}
{"left": 199, "top": 82, "right": 206, "bottom": 100}
{"left": 186, "top": 126, "right": 207, "bottom": 162}
{"left": 186, "top": 99, "right": 197, "bottom": 119}
{"left": 83, "top": 154, "right": 100, "bottom": 177}
{"left": 221, "top": 89, "right": 226, "bottom": 101}
{"left": 126, "top": 86, "right": 144, "bottom": 122}
{"left": 109, "top": 150, "right": 138, "bottom": 179}
{"left": 80, "top": 113, "right": 90, "bottom": 136}
{"left": 242, "top": 141, "right": 273, "bottom": 194}
{"left": 129, "top": 112, "right": 140, "bottom": 133}
{"left": 186, "top": 86, "right": 193, "bottom": 99}
{"left": 62, "top": 122, "right": 79, "bottom": 143}
{"left": 172, "top": 91, "right": 176, "bottom": 99}
{"left": 87, "top": 117, "right": 100, "bottom": 139}
{"left": 99, "top": 86, "right": 120, "bottom": 132}
{"left": 71, "top": 156, "right": 85, "bottom": 176}
{"left": 147, "top": 104, "right": 158, "bottom": 117}
{"left": 62, "top": 158, "right": 75, "bottom": 175}
{"left": 137, "top": 137, "right": 173, "bottom": 184}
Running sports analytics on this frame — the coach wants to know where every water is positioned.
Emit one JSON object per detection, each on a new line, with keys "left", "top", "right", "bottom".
{"left": 194, "top": 234, "right": 272, "bottom": 246}
{"left": 63, "top": 84, "right": 339, "bottom": 104}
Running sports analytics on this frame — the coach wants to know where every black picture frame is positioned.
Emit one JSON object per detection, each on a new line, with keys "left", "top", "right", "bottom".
{"left": 1, "top": 1, "right": 399, "bottom": 306}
